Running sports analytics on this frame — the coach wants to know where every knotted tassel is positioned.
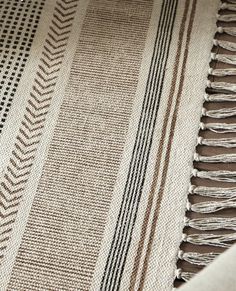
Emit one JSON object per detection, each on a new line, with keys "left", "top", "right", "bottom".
{"left": 192, "top": 169, "right": 236, "bottom": 182}
{"left": 175, "top": 269, "right": 195, "bottom": 282}
{"left": 194, "top": 153, "right": 236, "bottom": 163}
{"left": 185, "top": 217, "right": 236, "bottom": 231}
{"left": 198, "top": 136, "right": 236, "bottom": 148}
{"left": 217, "top": 26, "right": 236, "bottom": 36}
{"left": 204, "top": 93, "right": 236, "bottom": 102}
{"left": 211, "top": 53, "right": 236, "bottom": 65}
{"left": 200, "top": 122, "right": 236, "bottom": 133}
{"left": 182, "top": 232, "right": 236, "bottom": 248}
{"left": 209, "top": 68, "right": 236, "bottom": 77}
{"left": 187, "top": 199, "right": 236, "bottom": 213}
{"left": 189, "top": 185, "right": 236, "bottom": 198}
{"left": 220, "top": 3, "right": 236, "bottom": 11}
{"left": 202, "top": 107, "right": 236, "bottom": 118}
{"left": 178, "top": 250, "right": 219, "bottom": 266}
{"left": 217, "top": 14, "right": 236, "bottom": 22}
{"left": 213, "top": 39, "right": 236, "bottom": 51}
{"left": 207, "top": 80, "right": 236, "bottom": 93}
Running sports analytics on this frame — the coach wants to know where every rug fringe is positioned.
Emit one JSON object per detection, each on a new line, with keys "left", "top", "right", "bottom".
{"left": 202, "top": 106, "right": 236, "bottom": 118}
{"left": 200, "top": 122, "right": 236, "bottom": 133}
{"left": 182, "top": 232, "right": 236, "bottom": 248}
{"left": 209, "top": 68, "right": 236, "bottom": 77}
{"left": 189, "top": 185, "right": 236, "bottom": 198}
{"left": 211, "top": 53, "right": 236, "bottom": 65}
{"left": 217, "top": 26, "right": 236, "bottom": 36}
{"left": 194, "top": 153, "right": 236, "bottom": 163}
{"left": 185, "top": 217, "right": 236, "bottom": 231}
{"left": 187, "top": 199, "right": 236, "bottom": 213}
{"left": 213, "top": 39, "right": 236, "bottom": 51}
{"left": 198, "top": 137, "right": 236, "bottom": 147}
{"left": 207, "top": 80, "right": 236, "bottom": 93}
{"left": 192, "top": 169, "right": 236, "bottom": 182}
{"left": 177, "top": 251, "right": 219, "bottom": 266}
{"left": 176, "top": 0, "right": 236, "bottom": 284}
{"left": 204, "top": 93, "right": 236, "bottom": 102}
{"left": 221, "top": 2, "right": 236, "bottom": 11}
{"left": 175, "top": 269, "right": 195, "bottom": 282}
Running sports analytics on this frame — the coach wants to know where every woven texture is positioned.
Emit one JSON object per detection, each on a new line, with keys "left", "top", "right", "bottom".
{"left": 2, "top": 0, "right": 236, "bottom": 290}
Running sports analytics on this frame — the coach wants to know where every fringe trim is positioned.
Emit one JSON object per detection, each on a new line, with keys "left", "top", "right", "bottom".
{"left": 185, "top": 217, "right": 236, "bottom": 231}
{"left": 217, "top": 26, "right": 236, "bottom": 36}
{"left": 194, "top": 153, "right": 236, "bottom": 163}
{"left": 176, "top": 0, "right": 236, "bottom": 284}
{"left": 202, "top": 106, "right": 236, "bottom": 118}
{"left": 177, "top": 251, "right": 219, "bottom": 266}
{"left": 209, "top": 68, "right": 236, "bottom": 77}
{"left": 200, "top": 122, "right": 236, "bottom": 133}
{"left": 198, "top": 137, "right": 236, "bottom": 147}
{"left": 192, "top": 169, "right": 236, "bottom": 182}
{"left": 217, "top": 14, "right": 236, "bottom": 22}
{"left": 189, "top": 185, "right": 236, "bottom": 198}
{"left": 175, "top": 269, "right": 195, "bottom": 282}
{"left": 187, "top": 198, "right": 236, "bottom": 213}
{"left": 211, "top": 53, "right": 236, "bottom": 65}
{"left": 204, "top": 93, "right": 236, "bottom": 102}
{"left": 207, "top": 80, "right": 236, "bottom": 93}
{"left": 221, "top": 3, "right": 236, "bottom": 11}
{"left": 181, "top": 232, "right": 236, "bottom": 248}
{"left": 213, "top": 39, "right": 236, "bottom": 51}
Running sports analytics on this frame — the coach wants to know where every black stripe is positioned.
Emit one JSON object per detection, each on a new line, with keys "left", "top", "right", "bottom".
{"left": 110, "top": 3, "right": 178, "bottom": 288}
{"left": 102, "top": 1, "right": 177, "bottom": 289}
{"left": 100, "top": 0, "right": 178, "bottom": 289}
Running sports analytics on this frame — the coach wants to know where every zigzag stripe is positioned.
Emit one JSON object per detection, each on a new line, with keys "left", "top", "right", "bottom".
{"left": 42, "top": 51, "right": 64, "bottom": 62}
{"left": 35, "top": 78, "right": 56, "bottom": 89}
{"left": 45, "top": 38, "right": 67, "bottom": 50}
{"left": 48, "top": 32, "right": 69, "bottom": 43}
{"left": 38, "top": 64, "right": 60, "bottom": 76}
{"left": 53, "top": 14, "right": 74, "bottom": 24}
{"left": 51, "top": 19, "right": 72, "bottom": 30}
{"left": 49, "top": 25, "right": 71, "bottom": 37}
{"left": 41, "top": 57, "right": 63, "bottom": 69}
{"left": 0, "top": 0, "right": 79, "bottom": 264}
{"left": 55, "top": 6, "right": 76, "bottom": 18}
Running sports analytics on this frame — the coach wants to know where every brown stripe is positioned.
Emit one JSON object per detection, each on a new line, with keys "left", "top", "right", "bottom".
{"left": 129, "top": 1, "right": 191, "bottom": 289}
{"left": 137, "top": 0, "right": 197, "bottom": 289}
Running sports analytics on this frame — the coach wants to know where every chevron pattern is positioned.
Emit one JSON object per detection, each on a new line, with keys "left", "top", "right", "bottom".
{"left": 0, "top": 0, "right": 78, "bottom": 264}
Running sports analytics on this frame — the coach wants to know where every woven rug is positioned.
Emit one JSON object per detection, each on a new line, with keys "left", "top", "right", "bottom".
{"left": 1, "top": 0, "right": 236, "bottom": 290}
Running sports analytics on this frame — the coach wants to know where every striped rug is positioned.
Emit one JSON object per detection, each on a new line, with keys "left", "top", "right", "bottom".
{"left": 0, "top": 0, "right": 236, "bottom": 290}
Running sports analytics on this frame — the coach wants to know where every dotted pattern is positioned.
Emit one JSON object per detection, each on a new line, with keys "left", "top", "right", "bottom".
{"left": 0, "top": 0, "right": 45, "bottom": 133}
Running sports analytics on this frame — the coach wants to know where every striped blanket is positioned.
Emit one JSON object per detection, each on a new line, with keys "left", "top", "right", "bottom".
{"left": 0, "top": 0, "right": 236, "bottom": 290}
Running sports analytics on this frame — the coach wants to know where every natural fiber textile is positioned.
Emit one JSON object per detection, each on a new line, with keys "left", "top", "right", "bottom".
{"left": 1, "top": 0, "right": 236, "bottom": 290}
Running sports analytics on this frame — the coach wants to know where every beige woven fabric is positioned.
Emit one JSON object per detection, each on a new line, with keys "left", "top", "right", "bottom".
{"left": 2, "top": 0, "right": 236, "bottom": 290}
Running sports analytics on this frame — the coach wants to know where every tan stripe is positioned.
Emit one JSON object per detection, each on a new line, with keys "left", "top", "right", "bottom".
{"left": 129, "top": 1, "right": 191, "bottom": 289}
{"left": 137, "top": 0, "right": 197, "bottom": 289}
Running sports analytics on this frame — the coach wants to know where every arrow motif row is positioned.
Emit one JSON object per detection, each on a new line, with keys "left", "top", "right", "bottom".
{"left": 0, "top": 0, "right": 79, "bottom": 264}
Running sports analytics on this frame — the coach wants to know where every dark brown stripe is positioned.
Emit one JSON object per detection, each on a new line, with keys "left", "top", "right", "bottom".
{"left": 129, "top": 1, "right": 191, "bottom": 289}
{"left": 137, "top": 0, "right": 197, "bottom": 289}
